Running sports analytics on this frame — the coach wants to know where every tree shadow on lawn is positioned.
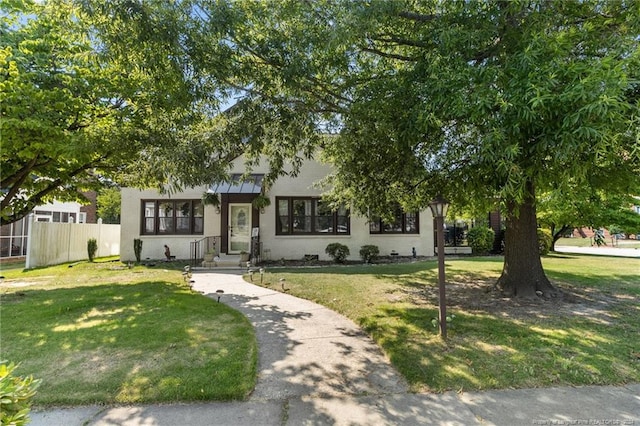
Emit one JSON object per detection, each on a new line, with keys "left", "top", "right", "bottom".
{"left": 1, "top": 281, "right": 256, "bottom": 405}
{"left": 385, "top": 264, "right": 637, "bottom": 326}
{"left": 353, "top": 263, "right": 640, "bottom": 392}
{"left": 362, "top": 303, "right": 639, "bottom": 393}
{"left": 240, "top": 257, "right": 639, "bottom": 394}
{"left": 544, "top": 270, "right": 640, "bottom": 296}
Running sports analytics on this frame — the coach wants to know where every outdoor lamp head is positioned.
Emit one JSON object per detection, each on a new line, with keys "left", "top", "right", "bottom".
{"left": 429, "top": 196, "right": 449, "bottom": 218}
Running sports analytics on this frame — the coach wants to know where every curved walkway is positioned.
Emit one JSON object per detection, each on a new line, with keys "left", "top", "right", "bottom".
{"left": 30, "top": 271, "right": 640, "bottom": 425}
{"left": 194, "top": 272, "right": 408, "bottom": 401}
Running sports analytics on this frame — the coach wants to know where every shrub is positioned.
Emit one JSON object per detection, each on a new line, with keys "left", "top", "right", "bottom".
{"left": 87, "top": 238, "right": 98, "bottom": 262}
{"left": 608, "top": 224, "right": 623, "bottom": 235}
{"left": 133, "top": 239, "right": 143, "bottom": 262}
{"left": 325, "top": 243, "right": 350, "bottom": 263}
{"left": 466, "top": 226, "right": 495, "bottom": 254}
{"left": 537, "top": 228, "right": 552, "bottom": 255}
{"left": 359, "top": 245, "right": 380, "bottom": 263}
{"left": 0, "top": 362, "right": 40, "bottom": 426}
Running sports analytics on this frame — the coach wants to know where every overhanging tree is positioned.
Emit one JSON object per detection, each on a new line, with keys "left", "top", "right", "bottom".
{"left": 0, "top": 0, "right": 221, "bottom": 223}
{"left": 205, "top": 0, "right": 640, "bottom": 298}
{"left": 2, "top": 0, "right": 323, "bottom": 225}
{"left": 76, "top": 1, "right": 639, "bottom": 298}
{"left": 80, "top": 0, "right": 323, "bottom": 192}
{"left": 326, "top": 1, "right": 640, "bottom": 298}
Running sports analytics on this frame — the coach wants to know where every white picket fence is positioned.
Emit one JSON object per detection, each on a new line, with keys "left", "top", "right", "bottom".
{"left": 26, "top": 220, "right": 120, "bottom": 268}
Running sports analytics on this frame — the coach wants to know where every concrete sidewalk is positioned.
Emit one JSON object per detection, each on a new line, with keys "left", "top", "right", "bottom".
{"left": 554, "top": 244, "right": 640, "bottom": 257}
{"left": 30, "top": 272, "right": 640, "bottom": 425}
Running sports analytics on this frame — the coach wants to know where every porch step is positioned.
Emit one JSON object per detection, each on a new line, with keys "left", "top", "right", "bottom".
{"left": 196, "top": 255, "right": 252, "bottom": 270}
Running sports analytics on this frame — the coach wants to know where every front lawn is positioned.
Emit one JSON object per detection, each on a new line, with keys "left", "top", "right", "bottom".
{"left": 0, "top": 259, "right": 257, "bottom": 406}
{"left": 258, "top": 254, "right": 640, "bottom": 392}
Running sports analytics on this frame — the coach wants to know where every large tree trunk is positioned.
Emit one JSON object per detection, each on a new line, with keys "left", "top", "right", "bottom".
{"left": 496, "top": 181, "right": 559, "bottom": 298}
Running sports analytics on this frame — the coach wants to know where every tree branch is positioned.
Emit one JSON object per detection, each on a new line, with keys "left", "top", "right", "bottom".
{"left": 232, "top": 40, "right": 353, "bottom": 109}
{"left": 360, "top": 47, "right": 417, "bottom": 62}
{"left": 371, "top": 33, "right": 431, "bottom": 49}
{"left": 1, "top": 157, "right": 107, "bottom": 223}
{"left": 397, "top": 11, "right": 437, "bottom": 23}
{"left": 0, "top": 157, "right": 46, "bottom": 189}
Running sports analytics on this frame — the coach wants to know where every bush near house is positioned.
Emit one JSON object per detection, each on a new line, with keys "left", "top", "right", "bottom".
{"left": 466, "top": 226, "right": 495, "bottom": 254}
{"left": 537, "top": 228, "right": 552, "bottom": 255}
{"left": 87, "top": 238, "right": 97, "bottom": 262}
{"left": 325, "top": 243, "right": 350, "bottom": 263}
{"left": 359, "top": 245, "right": 380, "bottom": 263}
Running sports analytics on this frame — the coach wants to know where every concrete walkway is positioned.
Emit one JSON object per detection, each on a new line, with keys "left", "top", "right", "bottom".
{"left": 30, "top": 272, "right": 640, "bottom": 425}
{"left": 554, "top": 244, "right": 640, "bottom": 258}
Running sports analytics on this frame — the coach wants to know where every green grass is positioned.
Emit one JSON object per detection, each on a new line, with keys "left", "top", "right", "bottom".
{"left": 0, "top": 259, "right": 257, "bottom": 406}
{"left": 258, "top": 255, "right": 640, "bottom": 393}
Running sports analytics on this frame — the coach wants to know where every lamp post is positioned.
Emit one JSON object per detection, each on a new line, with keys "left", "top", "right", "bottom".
{"left": 429, "top": 196, "right": 449, "bottom": 339}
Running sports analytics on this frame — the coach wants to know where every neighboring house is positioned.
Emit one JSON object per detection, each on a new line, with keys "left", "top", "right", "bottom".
{"left": 32, "top": 200, "right": 85, "bottom": 224}
{"left": 80, "top": 190, "right": 98, "bottom": 224}
{"left": 120, "top": 157, "right": 436, "bottom": 263}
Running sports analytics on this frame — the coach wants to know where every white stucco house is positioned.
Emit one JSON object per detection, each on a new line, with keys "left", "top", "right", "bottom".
{"left": 120, "top": 156, "right": 436, "bottom": 264}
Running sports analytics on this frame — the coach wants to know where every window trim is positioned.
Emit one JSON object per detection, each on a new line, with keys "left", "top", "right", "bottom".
{"left": 369, "top": 209, "right": 420, "bottom": 234}
{"left": 276, "top": 196, "right": 350, "bottom": 235}
{"left": 141, "top": 199, "right": 204, "bottom": 235}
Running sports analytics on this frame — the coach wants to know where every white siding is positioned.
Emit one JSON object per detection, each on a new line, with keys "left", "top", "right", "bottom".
{"left": 120, "top": 156, "right": 436, "bottom": 262}
{"left": 120, "top": 186, "right": 219, "bottom": 261}
{"left": 259, "top": 159, "right": 434, "bottom": 260}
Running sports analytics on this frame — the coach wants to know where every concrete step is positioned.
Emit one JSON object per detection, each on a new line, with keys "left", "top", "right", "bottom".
{"left": 196, "top": 255, "right": 252, "bottom": 270}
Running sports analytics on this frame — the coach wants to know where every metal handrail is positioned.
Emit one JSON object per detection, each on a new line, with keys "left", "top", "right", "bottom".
{"left": 190, "top": 236, "right": 221, "bottom": 266}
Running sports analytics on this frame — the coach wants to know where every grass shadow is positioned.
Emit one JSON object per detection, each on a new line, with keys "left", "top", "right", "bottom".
{"left": 270, "top": 255, "right": 640, "bottom": 393}
{"left": 362, "top": 303, "right": 638, "bottom": 392}
{"left": 1, "top": 280, "right": 257, "bottom": 405}
{"left": 196, "top": 277, "right": 408, "bottom": 399}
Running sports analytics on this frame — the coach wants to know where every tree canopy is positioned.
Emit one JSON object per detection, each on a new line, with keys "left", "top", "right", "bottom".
{"left": 1, "top": 0, "right": 322, "bottom": 224}
{"left": 156, "top": 0, "right": 638, "bottom": 296}
{"left": 96, "top": 187, "right": 120, "bottom": 224}
{"left": 1, "top": 1, "right": 155, "bottom": 222}
{"left": 537, "top": 186, "right": 640, "bottom": 249}
{"left": 3, "top": 0, "right": 639, "bottom": 297}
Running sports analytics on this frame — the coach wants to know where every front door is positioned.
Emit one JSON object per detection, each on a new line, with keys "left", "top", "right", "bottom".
{"left": 228, "top": 203, "right": 251, "bottom": 254}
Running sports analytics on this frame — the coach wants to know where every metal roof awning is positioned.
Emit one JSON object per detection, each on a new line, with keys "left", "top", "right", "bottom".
{"left": 207, "top": 174, "right": 264, "bottom": 194}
